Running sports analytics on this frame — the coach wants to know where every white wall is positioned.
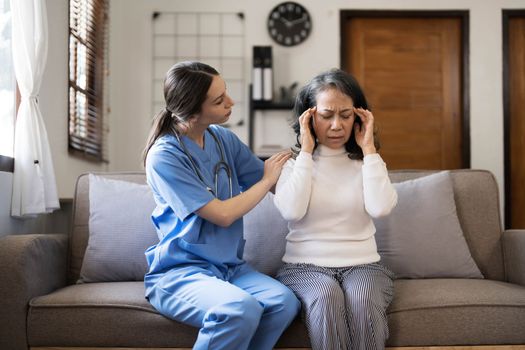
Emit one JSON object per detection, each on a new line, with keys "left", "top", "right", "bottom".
{"left": 105, "top": 0, "right": 525, "bottom": 214}
{"left": 38, "top": 0, "right": 525, "bottom": 204}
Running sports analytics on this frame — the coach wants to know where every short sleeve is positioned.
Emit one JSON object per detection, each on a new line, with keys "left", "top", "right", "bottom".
{"left": 146, "top": 144, "right": 215, "bottom": 220}
{"left": 214, "top": 126, "right": 264, "bottom": 190}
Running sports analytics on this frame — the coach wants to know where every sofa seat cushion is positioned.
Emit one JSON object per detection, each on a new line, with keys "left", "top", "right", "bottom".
{"left": 28, "top": 281, "right": 310, "bottom": 348}
{"left": 387, "top": 279, "right": 525, "bottom": 346}
{"left": 27, "top": 282, "right": 198, "bottom": 347}
{"left": 27, "top": 280, "right": 525, "bottom": 348}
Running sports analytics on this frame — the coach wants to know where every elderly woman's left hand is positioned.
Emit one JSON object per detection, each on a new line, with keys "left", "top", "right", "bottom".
{"left": 354, "top": 108, "right": 377, "bottom": 155}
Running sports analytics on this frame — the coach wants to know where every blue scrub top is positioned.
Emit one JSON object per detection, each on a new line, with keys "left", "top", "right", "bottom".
{"left": 144, "top": 125, "right": 264, "bottom": 277}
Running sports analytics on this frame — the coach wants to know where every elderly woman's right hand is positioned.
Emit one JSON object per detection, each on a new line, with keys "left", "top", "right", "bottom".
{"left": 299, "top": 107, "right": 316, "bottom": 154}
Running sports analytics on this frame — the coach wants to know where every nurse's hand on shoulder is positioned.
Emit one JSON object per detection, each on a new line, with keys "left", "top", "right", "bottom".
{"left": 262, "top": 151, "right": 292, "bottom": 187}
{"left": 196, "top": 150, "right": 291, "bottom": 227}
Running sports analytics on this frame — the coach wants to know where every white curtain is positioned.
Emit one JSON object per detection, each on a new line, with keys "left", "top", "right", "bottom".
{"left": 10, "top": 0, "right": 59, "bottom": 217}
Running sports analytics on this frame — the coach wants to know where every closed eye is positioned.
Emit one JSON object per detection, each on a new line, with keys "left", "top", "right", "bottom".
{"left": 318, "top": 113, "right": 353, "bottom": 119}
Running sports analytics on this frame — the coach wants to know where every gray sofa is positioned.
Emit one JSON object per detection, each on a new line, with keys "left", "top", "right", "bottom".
{"left": 1, "top": 169, "right": 525, "bottom": 350}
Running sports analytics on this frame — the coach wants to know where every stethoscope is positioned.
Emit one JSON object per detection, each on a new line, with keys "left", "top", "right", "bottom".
{"left": 175, "top": 128, "right": 233, "bottom": 198}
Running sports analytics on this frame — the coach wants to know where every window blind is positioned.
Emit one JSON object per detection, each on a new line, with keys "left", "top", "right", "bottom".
{"left": 68, "top": 0, "right": 108, "bottom": 161}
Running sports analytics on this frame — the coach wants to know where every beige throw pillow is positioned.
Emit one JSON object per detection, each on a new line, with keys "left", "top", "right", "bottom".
{"left": 374, "top": 171, "right": 483, "bottom": 279}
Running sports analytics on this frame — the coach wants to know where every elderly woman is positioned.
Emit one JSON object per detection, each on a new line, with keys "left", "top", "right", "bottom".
{"left": 274, "top": 69, "right": 398, "bottom": 350}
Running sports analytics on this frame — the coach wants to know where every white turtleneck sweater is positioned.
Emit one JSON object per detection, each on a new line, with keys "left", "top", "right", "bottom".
{"left": 274, "top": 145, "right": 398, "bottom": 267}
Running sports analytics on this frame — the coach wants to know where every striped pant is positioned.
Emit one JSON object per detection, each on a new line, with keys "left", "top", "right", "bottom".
{"left": 276, "top": 262, "right": 394, "bottom": 350}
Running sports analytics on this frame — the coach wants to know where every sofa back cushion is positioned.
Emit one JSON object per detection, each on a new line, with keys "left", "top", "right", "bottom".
{"left": 78, "top": 174, "right": 159, "bottom": 282}
{"left": 243, "top": 192, "right": 288, "bottom": 276}
{"left": 388, "top": 170, "right": 504, "bottom": 281}
{"left": 67, "top": 170, "right": 504, "bottom": 283}
{"left": 69, "top": 173, "right": 288, "bottom": 283}
{"left": 68, "top": 173, "right": 147, "bottom": 283}
{"left": 374, "top": 171, "right": 483, "bottom": 279}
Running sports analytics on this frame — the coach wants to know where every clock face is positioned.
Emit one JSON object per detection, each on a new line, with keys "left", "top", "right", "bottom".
{"left": 267, "top": 2, "right": 312, "bottom": 47}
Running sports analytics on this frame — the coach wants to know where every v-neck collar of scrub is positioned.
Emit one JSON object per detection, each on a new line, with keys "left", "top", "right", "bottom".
{"left": 181, "top": 131, "right": 212, "bottom": 163}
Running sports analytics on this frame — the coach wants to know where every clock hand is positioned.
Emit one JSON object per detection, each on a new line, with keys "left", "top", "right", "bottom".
{"left": 279, "top": 16, "right": 292, "bottom": 28}
{"left": 288, "top": 14, "right": 308, "bottom": 26}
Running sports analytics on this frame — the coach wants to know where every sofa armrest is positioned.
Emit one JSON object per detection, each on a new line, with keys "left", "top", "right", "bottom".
{"left": 502, "top": 229, "right": 525, "bottom": 286}
{"left": 0, "top": 234, "right": 68, "bottom": 350}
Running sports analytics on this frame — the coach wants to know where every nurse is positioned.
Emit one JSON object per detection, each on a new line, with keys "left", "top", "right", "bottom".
{"left": 142, "top": 61, "right": 300, "bottom": 350}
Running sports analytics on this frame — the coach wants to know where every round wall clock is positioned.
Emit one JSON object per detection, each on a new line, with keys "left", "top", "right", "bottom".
{"left": 267, "top": 2, "right": 312, "bottom": 47}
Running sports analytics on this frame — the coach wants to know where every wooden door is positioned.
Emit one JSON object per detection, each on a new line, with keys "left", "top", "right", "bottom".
{"left": 342, "top": 15, "right": 465, "bottom": 169}
{"left": 505, "top": 14, "right": 525, "bottom": 229}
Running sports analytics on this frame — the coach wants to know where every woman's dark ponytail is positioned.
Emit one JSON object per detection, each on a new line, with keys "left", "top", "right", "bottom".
{"left": 142, "top": 108, "right": 177, "bottom": 166}
{"left": 142, "top": 61, "right": 219, "bottom": 167}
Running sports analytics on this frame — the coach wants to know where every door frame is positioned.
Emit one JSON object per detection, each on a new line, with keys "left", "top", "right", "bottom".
{"left": 339, "top": 10, "right": 470, "bottom": 169}
{"left": 502, "top": 9, "right": 525, "bottom": 229}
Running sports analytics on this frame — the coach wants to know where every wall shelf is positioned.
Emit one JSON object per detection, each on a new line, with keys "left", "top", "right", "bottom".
{"left": 251, "top": 100, "right": 294, "bottom": 110}
{"left": 248, "top": 84, "right": 294, "bottom": 151}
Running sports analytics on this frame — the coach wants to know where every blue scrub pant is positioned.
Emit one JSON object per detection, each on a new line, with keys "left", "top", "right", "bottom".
{"left": 145, "top": 263, "right": 301, "bottom": 350}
